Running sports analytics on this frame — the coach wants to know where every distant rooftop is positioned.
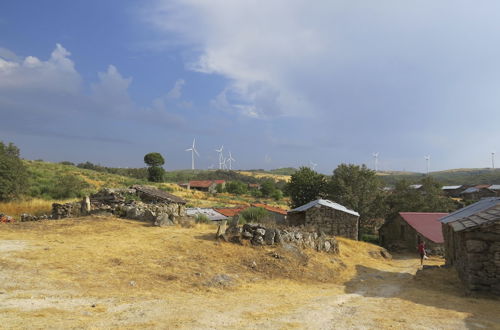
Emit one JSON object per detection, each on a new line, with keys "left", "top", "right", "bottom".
{"left": 186, "top": 208, "right": 227, "bottom": 221}
{"left": 399, "top": 212, "right": 448, "bottom": 243}
{"left": 439, "top": 197, "right": 500, "bottom": 231}
{"left": 288, "top": 199, "right": 359, "bottom": 217}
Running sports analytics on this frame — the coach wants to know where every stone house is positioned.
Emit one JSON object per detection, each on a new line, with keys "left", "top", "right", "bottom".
{"left": 459, "top": 185, "right": 496, "bottom": 201}
{"left": 287, "top": 199, "right": 359, "bottom": 240}
{"left": 379, "top": 212, "right": 448, "bottom": 254}
{"left": 181, "top": 180, "right": 225, "bottom": 193}
{"left": 489, "top": 184, "right": 500, "bottom": 197}
{"left": 252, "top": 203, "right": 287, "bottom": 224}
{"left": 439, "top": 197, "right": 500, "bottom": 295}
{"left": 441, "top": 185, "right": 466, "bottom": 198}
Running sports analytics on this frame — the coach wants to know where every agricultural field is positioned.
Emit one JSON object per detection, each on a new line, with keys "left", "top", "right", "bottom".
{"left": 0, "top": 217, "right": 498, "bottom": 329}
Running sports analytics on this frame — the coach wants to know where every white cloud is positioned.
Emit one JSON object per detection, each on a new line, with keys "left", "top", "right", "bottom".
{"left": 91, "top": 65, "right": 135, "bottom": 113}
{"left": 166, "top": 79, "right": 185, "bottom": 99}
{"left": 0, "top": 43, "right": 81, "bottom": 93}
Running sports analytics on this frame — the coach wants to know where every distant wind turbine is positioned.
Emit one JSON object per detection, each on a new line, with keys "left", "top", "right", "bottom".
{"left": 424, "top": 155, "right": 431, "bottom": 174}
{"left": 215, "top": 145, "right": 224, "bottom": 169}
{"left": 185, "top": 138, "right": 199, "bottom": 170}
{"left": 372, "top": 152, "right": 379, "bottom": 172}
{"left": 309, "top": 161, "right": 318, "bottom": 170}
{"left": 227, "top": 151, "right": 236, "bottom": 170}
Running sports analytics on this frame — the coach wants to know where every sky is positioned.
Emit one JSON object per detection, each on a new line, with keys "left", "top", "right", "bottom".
{"left": 1, "top": 0, "right": 500, "bottom": 173}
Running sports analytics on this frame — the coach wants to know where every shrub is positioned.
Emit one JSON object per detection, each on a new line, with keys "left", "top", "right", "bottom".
{"left": 271, "top": 189, "right": 283, "bottom": 201}
{"left": 147, "top": 166, "right": 165, "bottom": 182}
{"left": 238, "top": 207, "right": 270, "bottom": 223}
{"left": 0, "top": 142, "right": 29, "bottom": 201}
{"left": 49, "top": 175, "right": 91, "bottom": 199}
{"left": 361, "top": 234, "right": 380, "bottom": 245}
{"left": 195, "top": 214, "right": 211, "bottom": 224}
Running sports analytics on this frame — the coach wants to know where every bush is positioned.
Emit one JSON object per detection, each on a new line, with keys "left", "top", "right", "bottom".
{"left": 271, "top": 189, "right": 283, "bottom": 201}
{"left": 49, "top": 175, "right": 91, "bottom": 199}
{"left": 361, "top": 234, "right": 380, "bottom": 245}
{"left": 0, "top": 142, "right": 29, "bottom": 201}
{"left": 147, "top": 166, "right": 165, "bottom": 182}
{"left": 225, "top": 181, "right": 248, "bottom": 195}
{"left": 238, "top": 207, "right": 270, "bottom": 223}
{"left": 195, "top": 214, "right": 211, "bottom": 224}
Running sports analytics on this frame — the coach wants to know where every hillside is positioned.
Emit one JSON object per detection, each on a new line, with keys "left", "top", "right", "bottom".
{"left": 1, "top": 217, "right": 498, "bottom": 328}
{"left": 378, "top": 168, "right": 500, "bottom": 186}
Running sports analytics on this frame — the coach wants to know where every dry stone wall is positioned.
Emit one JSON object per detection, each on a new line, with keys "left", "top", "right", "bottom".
{"left": 224, "top": 223, "right": 339, "bottom": 254}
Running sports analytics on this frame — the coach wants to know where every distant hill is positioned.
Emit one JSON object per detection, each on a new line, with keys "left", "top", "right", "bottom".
{"left": 378, "top": 168, "right": 500, "bottom": 186}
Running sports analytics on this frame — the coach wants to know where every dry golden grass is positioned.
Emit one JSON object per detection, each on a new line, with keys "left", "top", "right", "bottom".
{"left": 0, "top": 198, "right": 77, "bottom": 219}
{"left": 1, "top": 217, "right": 498, "bottom": 329}
{"left": 236, "top": 171, "right": 291, "bottom": 182}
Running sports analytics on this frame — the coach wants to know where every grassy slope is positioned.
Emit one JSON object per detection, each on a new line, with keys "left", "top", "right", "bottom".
{"left": 378, "top": 168, "right": 500, "bottom": 186}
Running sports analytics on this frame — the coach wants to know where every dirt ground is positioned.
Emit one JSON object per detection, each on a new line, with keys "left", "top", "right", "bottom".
{"left": 0, "top": 217, "right": 499, "bottom": 329}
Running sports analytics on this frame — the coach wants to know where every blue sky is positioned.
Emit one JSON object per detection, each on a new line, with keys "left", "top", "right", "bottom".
{"left": 1, "top": 1, "right": 500, "bottom": 173}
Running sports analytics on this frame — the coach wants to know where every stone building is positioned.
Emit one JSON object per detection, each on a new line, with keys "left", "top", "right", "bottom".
{"left": 287, "top": 199, "right": 359, "bottom": 240}
{"left": 440, "top": 197, "right": 500, "bottom": 295}
{"left": 441, "top": 185, "right": 466, "bottom": 198}
{"left": 180, "top": 180, "right": 225, "bottom": 193}
{"left": 459, "top": 185, "right": 496, "bottom": 201}
{"left": 379, "top": 212, "right": 448, "bottom": 254}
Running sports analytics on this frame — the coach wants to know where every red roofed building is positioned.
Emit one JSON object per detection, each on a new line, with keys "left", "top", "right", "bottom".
{"left": 252, "top": 203, "right": 288, "bottom": 223}
{"left": 213, "top": 207, "right": 248, "bottom": 218}
{"left": 179, "top": 180, "right": 226, "bottom": 193}
{"left": 379, "top": 212, "right": 449, "bottom": 254}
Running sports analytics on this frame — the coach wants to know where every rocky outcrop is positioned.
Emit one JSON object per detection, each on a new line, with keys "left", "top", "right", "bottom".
{"left": 224, "top": 223, "right": 339, "bottom": 254}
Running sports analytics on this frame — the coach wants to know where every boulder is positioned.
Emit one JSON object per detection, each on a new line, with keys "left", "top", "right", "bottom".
{"left": 154, "top": 213, "right": 174, "bottom": 227}
{"left": 264, "top": 229, "right": 276, "bottom": 245}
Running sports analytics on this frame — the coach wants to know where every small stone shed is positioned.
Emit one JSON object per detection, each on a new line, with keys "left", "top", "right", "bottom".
{"left": 287, "top": 199, "right": 359, "bottom": 240}
{"left": 440, "top": 197, "right": 500, "bottom": 294}
{"left": 379, "top": 212, "right": 448, "bottom": 254}
{"left": 459, "top": 185, "right": 496, "bottom": 201}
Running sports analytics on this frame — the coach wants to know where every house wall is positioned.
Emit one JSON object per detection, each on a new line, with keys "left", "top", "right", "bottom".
{"left": 287, "top": 205, "right": 358, "bottom": 240}
{"left": 461, "top": 190, "right": 496, "bottom": 201}
{"left": 443, "top": 223, "right": 500, "bottom": 295}
{"left": 379, "top": 215, "right": 443, "bottom": 254}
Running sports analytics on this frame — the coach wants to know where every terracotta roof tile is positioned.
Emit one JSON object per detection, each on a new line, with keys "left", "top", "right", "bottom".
{"left": 252, "top": 203, "right": 287, "bottom": 215}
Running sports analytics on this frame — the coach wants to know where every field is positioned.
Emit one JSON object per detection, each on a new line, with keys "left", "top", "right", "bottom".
{"left": 0, "top": 217, "right": 498, "bottom": 329}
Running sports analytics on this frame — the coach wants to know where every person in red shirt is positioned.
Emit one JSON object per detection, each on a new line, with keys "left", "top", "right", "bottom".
{"left": 417, "top": 237, "right": 426, "bottom": 265}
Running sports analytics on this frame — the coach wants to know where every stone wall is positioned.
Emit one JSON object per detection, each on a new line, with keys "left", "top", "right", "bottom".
{"left": 288, "top": 205, "right": 358, "bottom": 240}
{"left": 443, "top": 223, "right": 500, "bottom": 295}
{"left": 224, "top": 223, "right": 339, "bottom": 253}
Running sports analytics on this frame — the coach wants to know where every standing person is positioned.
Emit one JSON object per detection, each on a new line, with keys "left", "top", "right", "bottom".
{"left": 417, "top": 237, "right": 426, "bottom": 266}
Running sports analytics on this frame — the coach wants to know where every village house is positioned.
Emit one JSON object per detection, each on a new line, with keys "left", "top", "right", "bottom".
{"left": 379, "top": 212, "right": 448, "bottom": 254}
{"left": 179, "top": 180, "right": 226, "bottom": 193}
{"left": 439, "top": 197, "right": 500, "bottom": 295}
{"left": 441, "top": 185, "right": 466, "bottom": 198}
{"left": 213, "top": 206, "right": 248, "bottom": 222}
{"left": 251, "top": 203, "right": 287, "bottom": 224}
{"left": 459, "top": 185, "right": 496, "bottom": 201}
{"left": 489, "top": 184, "right": 500, "bottom": 197}
{"left": 287, "top": 199, "right": 359, "bottom": 240}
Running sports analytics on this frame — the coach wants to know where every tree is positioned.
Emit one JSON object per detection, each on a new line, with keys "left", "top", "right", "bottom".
{"left": 225, "top": 181, "right": 248, "bottom": 195}
{"left": 0, "top": 141, "right": 29, "bottom": 201}
{"left": 143, "top": 152, "right": 165, "bottom": 182}
{"left": 286, "top": 167, "right": 327, "bottom": 209}
{"left": 144, "top": 152, "right": 165, "bottom": 167}
{"left": 271, "top": 189, "right": 283, "bottom": 201}
{"left": 147, "top": 166, "right": 165, "bottom": 182}
{"left": 387, "top": 176, "right": 456, "bottom": 218}
{"left": 327, "top": 164, "right": 386, "bottom": 238}
{"left": 260, "top": 179, "right": 276, "bottom": 197}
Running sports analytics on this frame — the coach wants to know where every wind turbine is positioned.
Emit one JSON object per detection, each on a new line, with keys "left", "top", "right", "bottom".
{"left": 372, "top": 152, "right": 379, "bottom": 172}
{"left": 309, "top": 161, "right": 318, "bottom": 170}
{"left": 492, "top": 152, "right": 496, "bottom": 169}
{"left": 227, "top": 151, "right": 236, "bottom": 170}
{"left": 215, "top": 145, "right": 224, "bottom": 169}
{"left": 424, "top": 155, "right": 431, "bottom": 174}
{"left": 185, "top": 138, "right": 199, "bottom": 170}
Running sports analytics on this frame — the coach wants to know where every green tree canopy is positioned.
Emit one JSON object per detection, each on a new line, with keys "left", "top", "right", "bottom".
{"left": 144, "top": 152, "right": 165, "bottom": 167}
{"left": 387, "top": 176, "right": 456, "bottom": 218}
{"left": 260, "top": 179, "right": 276, "bottom": 197}
{"left": 286, "top": 167, "right": 327, "bottom": 209}
{"left": 147, "top": 166, "right": 165, "bottom": 182}
{"left": 0, "top": 141, "right": 29, "bottom": 201}
{"left": 327, "top": 164, "right": 387, "bottom": 237}
{"left": 225, "top": 181, "right": 248, "bottom": 195}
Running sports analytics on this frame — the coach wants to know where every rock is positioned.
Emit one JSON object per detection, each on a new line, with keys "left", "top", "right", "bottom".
{"left": 466, "top": 240, "right": 488, "bottom": 253}
{"left": 263, "top": 229, "right": 276, "bottom": 245}
{"left": 251, "top": 261, "right": 257, "bottom": 268}
{"left": 129, "top": 281, "right": 137, "bottom": 287}
{"left": 205, "top": 274, "right": 235, "bottom": 287}
{"left": 242, "top": 231, "right": 253, "bottom": 239}
{"left": 242, "top": 223, "right": 254, "bottom": 234}
{"left": 274, "top": 229, "right": 282, "bottom": 244}
{"left": 255, "top": 228, "right": 266, "bottom": 236}
{"left": 323, "top": 240, "right": 331, "bottom": 252}
{"left": 154, "top": 213, "right": 174, "bottom": 227}
{"left": 251, "top": 235, "right": 264, "bottom": 245}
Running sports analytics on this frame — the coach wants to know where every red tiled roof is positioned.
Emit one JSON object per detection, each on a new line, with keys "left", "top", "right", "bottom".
{"left": 189, "top": 180, "right": 215, "bottom": 188}
{"left": 252, "top": 203, "right": 287, "bottom": 215}
{"left": 213, "top": 180, "right": 225, "bottom": 185}
{"left": 213, "top": 207, "right": 248, "bottom": 217}
{"left": 399, "top": 212, "right": 448, "bottom": 243}
{"left": 474, "top": 184, "right": 491, "bottom": 189}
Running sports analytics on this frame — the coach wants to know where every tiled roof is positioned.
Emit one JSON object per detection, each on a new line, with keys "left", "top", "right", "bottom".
{"left": 252, "top": 203, "right": 287, "bottom": 215}
{"left": 288, "top": 199, "right": 359, "bottom": 217}
{"left": 474, "top": 184, "right": 491, "bottom": 189}
{"left": 439, "top": 197, "right": 500, "bottom": 232}
{"left": 213, "top": 207, "right": 248, "bottom": 217}
{"left": 189, "top": 180, "right": 225, "bottom": 188}
{"left": 399, "top": 212, "right": 448, "bottom": 243}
